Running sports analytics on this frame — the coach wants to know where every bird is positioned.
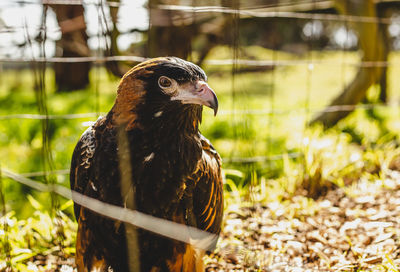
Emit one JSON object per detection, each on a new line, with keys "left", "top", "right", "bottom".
{"left": 69, "top": 57, "right": 223, "bottom": 272}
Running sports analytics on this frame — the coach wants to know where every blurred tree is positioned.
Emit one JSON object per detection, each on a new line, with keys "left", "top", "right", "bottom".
{"left": 49, "top": 4, "right": 90, "bottom": 92}
{"left": 194, "top": 1, "right": 327, "bottom": 66}
{"left": 147, "top": 0, "right": 197, "bottom": 59}
{"left": 375, "top": 1, "right": 400, "bottom": 102}
{"left": 104, "top": 0, "right": 127, "bottom": 77}
{"left": 311, "top": 0, "right": 389, "bottom": 127}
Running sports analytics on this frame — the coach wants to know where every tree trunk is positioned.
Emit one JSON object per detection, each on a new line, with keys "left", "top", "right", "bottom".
{"left": 377, "top": 6, "right": 394, "bottom": 103}
{"left": 147, "top": 0, "right": 196, "bottom": 59}
{"left": 310, "top": 0, "right": 387, "bottom": 127}
{"left": 105, "top": 0, "right": 126, "bottom": 77}
{"left": 50, "top": 4, "right": 90, "bottom": 92}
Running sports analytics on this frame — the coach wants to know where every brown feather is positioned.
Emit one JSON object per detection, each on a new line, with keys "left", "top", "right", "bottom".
{"left": 111, "top": 73, "right": 146, "bottom": 130}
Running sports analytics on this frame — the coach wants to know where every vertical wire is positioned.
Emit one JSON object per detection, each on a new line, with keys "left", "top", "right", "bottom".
{"left": 0, "top": 166, "right": 11, "bottom": 270}
{"left": 378, "top": 15, "right": 385, "bottom": 105}
{"left": 334, "top": 11, "right": 350, "bottom": 184}
{"left": 39, "top": 4, "right": 51, "bottom": 187}
{"left": 304, "top": 3, "right": 314, "bottom": 126}
{"left": 269, "top": 9, "right": 279, "bottom": 199}
{"left": 363, "top": 2, "right": 379, "bottom": 123}
{"left": 94, "top": 1, "right": 101, "bottom": 116}
{"left": 147, "top": 0, "right": 152, "bottom": 57}
{"left": 96, "top": 0, "right": 106, "bottom": 116}
{"left": 190, "top": 0, "right": 197, "bottom": 62}
{"left": 99, "top": 0, "right": 112, "bottom": 56}
{"left": 341, "top": 20, "right": 349, "bottom": 99}
{"left": 266, "top": 7, "right": 278, "bottom": 177}
{"left": 230, "top": 1, "right": 239, "bottom": 160}
{"left": 95, "top": 53, "right": 100, "bottom": 116}
{"left": 301, "top": 0, "right": 316, "bottom": 192}
{"left": 40, "top": 4, "right": 65, "bottom": 251}
{"left": 373, "top": 6, "right": 381, "bottom": 113}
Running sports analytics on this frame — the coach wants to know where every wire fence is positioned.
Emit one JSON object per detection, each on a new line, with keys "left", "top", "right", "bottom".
{"left": 1, "top": 0, "right": 400, "bottom": 269}
{"left": 2, "top": 56, "right": 400, "bottom": 68}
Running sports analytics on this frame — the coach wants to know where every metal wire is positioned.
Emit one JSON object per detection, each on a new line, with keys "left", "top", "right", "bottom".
{"left": 0, "top": 167, "right": 11, "bottom": 270}
{"left": 158, "top": 5, "right": 391, "bottom": 23}
{"left": 1, "top": 0, "right": 397, "bottom": 25}
{"left": 0, "top": 104, "right": 397, "bottom": 121}
{"left": 19, "top": 169, "right": 70, "bottom": 177}
{"left": 0, "top": 56, "right": 147, "bottom": 63}
{"left": 2, "top": 56, "right": 399, "bottom": 68}
{"left": 0, "top": 0, "right": 119, "bottom": 7}
{"left": 2, "top": 168, "right": 218, "bottom": 251}
{"left": 0, "top": 113, "right": 99, "bottom": 120}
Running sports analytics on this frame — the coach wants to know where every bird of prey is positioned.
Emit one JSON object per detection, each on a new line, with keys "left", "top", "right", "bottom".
{"left": 70, "top": 57, "right": 223, "bottom": 272}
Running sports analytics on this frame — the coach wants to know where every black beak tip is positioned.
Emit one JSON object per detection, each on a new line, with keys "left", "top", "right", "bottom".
{"left": 212, "top": 93, "right": 219, "bottom": 117}
{"left": 212, "top": 97, "right": 218, "bottom": 116}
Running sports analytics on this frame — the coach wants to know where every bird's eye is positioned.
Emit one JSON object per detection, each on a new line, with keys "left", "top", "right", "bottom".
{"left": 158, "top": 76, "right": 172, "bottom": 88}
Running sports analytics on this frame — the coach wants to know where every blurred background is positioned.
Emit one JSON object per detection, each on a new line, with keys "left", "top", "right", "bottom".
{"left": 2, "top": 0, "right": 400, "bottom": 269}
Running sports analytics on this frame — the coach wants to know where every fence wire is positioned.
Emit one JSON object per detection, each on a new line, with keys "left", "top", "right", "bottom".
{"left": 1, "top": 0, "right": 397, "bottom": 26}
{"left": 2, "top": 56, "right": 400, "bottom": 68}
{"left": 2, "top": 168, "right": 218, "bottom": 251}
{"left": 0, "top": 103, "right": 397, "bottom": 120}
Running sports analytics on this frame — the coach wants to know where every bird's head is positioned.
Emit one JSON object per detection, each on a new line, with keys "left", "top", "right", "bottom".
{"left": 111, "top": 57, "right": 218, "bottom": 131}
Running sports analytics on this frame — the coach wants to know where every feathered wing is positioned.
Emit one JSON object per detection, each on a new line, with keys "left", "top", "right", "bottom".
{"left": 70, "top": 120, "right": 129, "bottom": 272}
{"left": 69, "top": 125, "right": 97, "bottom": 219}
{"left": 69, "top": 126, "right": 96, "bottom": 271}
{"left": 168, "top": 135, "right": 223, "bottom": 272}
{"left": 192, "top": 134, "right": 224, "bottom": 241}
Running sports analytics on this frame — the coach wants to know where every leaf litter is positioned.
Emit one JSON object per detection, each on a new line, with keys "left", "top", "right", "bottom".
{"left": 205, "top": 172, "right": 400, "bottom": 271}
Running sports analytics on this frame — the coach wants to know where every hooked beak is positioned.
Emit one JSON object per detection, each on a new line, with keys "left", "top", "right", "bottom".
{"left": 196, "top": 81, "right": 218, "bottom": 116}
{"left": 172, "top": 80, "right": 219, "bottom": 116}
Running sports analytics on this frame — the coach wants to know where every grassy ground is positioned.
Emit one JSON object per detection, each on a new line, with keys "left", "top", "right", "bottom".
{"left": 2, "top": 47, "right": 400, "bottom": 270}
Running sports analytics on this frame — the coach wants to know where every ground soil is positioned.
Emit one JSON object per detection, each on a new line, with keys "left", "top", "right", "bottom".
{"left": 206, "top": 171, "right": 400, "bottom": 271}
